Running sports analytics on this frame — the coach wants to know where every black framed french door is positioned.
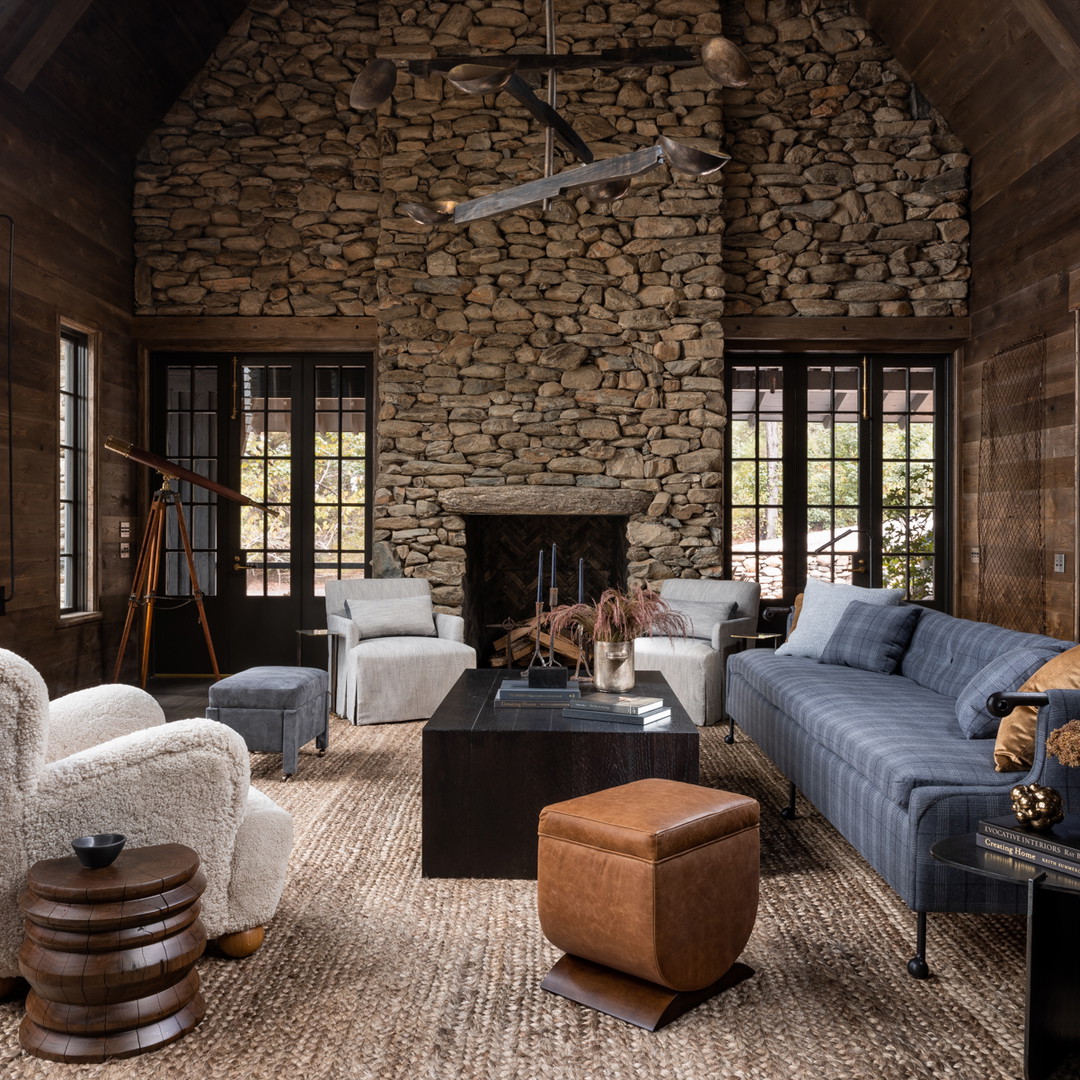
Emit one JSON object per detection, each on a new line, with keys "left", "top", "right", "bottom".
{"left": 725, "top": 354, "right": 950, "bottom": 609}
{"left": 148, "top": 353, "right": 373, "bottom": 675}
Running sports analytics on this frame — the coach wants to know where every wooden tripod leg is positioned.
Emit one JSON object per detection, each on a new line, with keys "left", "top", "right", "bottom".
{"left": 138, "top": 496, "right": 168, "bottom": 689}
{"left": 172, "top": 496, "right": 221, "bottom": 680}
{"left": 113, "top": 496, "right": 165, "bottom": 683}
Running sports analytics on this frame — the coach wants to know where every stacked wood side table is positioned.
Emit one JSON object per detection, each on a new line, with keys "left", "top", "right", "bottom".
{"left": 18, "top": 843, "right": 207, "bottom": 1063}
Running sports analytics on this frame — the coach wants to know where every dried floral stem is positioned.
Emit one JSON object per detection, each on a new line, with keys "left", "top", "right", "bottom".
{"left": 545, "top": 584, "right": 689, "bottom": 643}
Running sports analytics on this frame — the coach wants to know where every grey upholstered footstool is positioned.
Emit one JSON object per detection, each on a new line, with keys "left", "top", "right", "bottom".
{"left": 207, "top": 666, "right": 329, "bottom": 779}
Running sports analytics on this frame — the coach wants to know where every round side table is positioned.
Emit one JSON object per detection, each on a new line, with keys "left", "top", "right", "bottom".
{"left": 18, "top": 842, "right": 207, "bottom": 1063}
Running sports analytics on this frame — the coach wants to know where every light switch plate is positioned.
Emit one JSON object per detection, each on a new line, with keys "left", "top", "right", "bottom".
{"left": 1054, "top": 553, "right": 1066, "bottom": 573}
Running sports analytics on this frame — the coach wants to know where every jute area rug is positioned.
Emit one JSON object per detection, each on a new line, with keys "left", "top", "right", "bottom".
{"left": 0, "top": 717, "right": 1040, "bottom": 1080}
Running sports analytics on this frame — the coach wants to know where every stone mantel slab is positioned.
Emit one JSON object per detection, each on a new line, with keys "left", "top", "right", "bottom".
{"left": 440, "top": 488, "right": 651, "bottom": 516}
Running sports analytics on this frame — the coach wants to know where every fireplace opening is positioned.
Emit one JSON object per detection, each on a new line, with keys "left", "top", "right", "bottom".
{"left": 462, "top": 514, "right": 628, "bottom": 667}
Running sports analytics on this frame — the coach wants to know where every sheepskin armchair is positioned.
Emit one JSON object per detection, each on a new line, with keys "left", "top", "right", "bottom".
{"left": 0, "top": 649, "right": 294, "bottom": 981}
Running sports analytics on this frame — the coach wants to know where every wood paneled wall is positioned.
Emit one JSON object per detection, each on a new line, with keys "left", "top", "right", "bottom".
{"left": 857, "top": 0, "right": 1080, "bottom": 638}
{"left": 0, "top": 84, "right": 142, "bottom": 693}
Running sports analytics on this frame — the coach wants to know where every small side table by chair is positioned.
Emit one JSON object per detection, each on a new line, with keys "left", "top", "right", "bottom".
{"left": 296, "top": 628, "right": 341, "bottom": 706}
{"left": 18, "top": 843, "right": 206, "bottom": 1063}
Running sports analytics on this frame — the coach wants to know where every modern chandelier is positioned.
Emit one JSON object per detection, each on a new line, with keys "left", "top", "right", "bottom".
{"left": 348, "top": 1, "right": 751, "bottom": 224}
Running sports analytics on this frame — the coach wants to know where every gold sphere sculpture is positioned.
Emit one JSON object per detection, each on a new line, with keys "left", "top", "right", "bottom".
{"left": 1010, "top": 783, "right": 1064, "bottom": 831}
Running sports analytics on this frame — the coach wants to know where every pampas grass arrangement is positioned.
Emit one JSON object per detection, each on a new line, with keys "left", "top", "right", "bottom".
{"left": 545, "top": 584, "right": 689, "bottom": 643}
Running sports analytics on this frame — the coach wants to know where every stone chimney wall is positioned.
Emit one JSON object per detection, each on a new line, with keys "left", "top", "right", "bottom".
{"left": 721, "top": 0, "right": 970, "bottom": 317}
{"left": 132, "top": 0, "right": 970, "bottom": 613}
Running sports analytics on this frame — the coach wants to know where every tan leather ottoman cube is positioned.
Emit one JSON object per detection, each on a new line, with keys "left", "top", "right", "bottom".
{"left": 537, "top": 777, "right": 759, "bottom": 1030}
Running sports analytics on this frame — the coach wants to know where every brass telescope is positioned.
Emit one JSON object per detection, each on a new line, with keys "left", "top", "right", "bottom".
{"left": 104, "top": 436, "right": 272, "bottom": 513}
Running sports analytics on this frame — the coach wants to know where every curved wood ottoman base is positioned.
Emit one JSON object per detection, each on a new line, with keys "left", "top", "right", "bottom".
{"left": 541, "top": 954, "right": 754, "bottom": 1032}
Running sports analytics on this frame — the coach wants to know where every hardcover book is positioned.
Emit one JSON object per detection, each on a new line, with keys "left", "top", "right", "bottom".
{"left": 566, "top": 692, "right": 666, "bottom": 716}
{"left": 977, "top": 814, "right": 1080, "bottom": 862}
{"left": 562, "top": 707, "right": 672, "bottom": 727}
{"left": 975, "top": 832, "right": 1080, "bottom": 881}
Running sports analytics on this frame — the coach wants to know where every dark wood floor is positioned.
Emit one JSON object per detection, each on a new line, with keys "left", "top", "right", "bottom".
{"left": 146, "top": 677, "right": 215, "bottom": 723}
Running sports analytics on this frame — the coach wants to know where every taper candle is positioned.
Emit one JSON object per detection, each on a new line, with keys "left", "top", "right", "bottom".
{"left": 577, "top": 558, "right": 584, "bottom": 604}
{"left": 536, "top": 549, "right": 544, "bottom": 603}
{"left": 550, "top": 542, "right": 557, "bottom": 588}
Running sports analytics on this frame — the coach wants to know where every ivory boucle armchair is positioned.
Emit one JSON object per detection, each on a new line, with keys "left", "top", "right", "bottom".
{"left": 0, "top": 649, "right": 293, "bottom": 987}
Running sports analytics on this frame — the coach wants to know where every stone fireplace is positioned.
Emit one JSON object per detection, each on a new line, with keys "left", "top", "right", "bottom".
{"left": 453, "top": 488, "right": 649, "bottom": 663}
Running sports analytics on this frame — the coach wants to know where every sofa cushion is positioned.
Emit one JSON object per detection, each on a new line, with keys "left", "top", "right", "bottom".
{"left": 728, "top": 650, "right": 1004, "bottom": 808}
{"left": 661, "top": 598, "right": 736, "bottom": 640}
{"left": 820, "top": 601, "right": 921, "bottom": 674}
{"left": 900, "top": 608, "right": 1070, "bottom": 701}
{"left": 347, "top": 594, "right": 436, "bottom": 640}
{"left": 955, "top": 647, "right": 1062, "bottom": 740}
{"left": 775, "top": 578, "right": 904, "bottom": 660}
{"left": 994, "top": 645, "right": 1080, "bottom": 772}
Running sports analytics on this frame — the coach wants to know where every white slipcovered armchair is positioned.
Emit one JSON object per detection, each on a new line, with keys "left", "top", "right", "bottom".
{"left": 0, "top": 648, "right": 293, "bottom": 983}
{"left": 633, "top": 578, "right": 761, "bottom": 726}
{"left": 325, "top": 578, "right": 476, "bottom": 725}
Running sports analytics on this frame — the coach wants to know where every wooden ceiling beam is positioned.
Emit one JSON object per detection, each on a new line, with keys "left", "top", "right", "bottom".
{"left": 720, "top": 316, "right": 969, "bottom": 352}
{"left": 1012, "top": 0, "right": 1080, "bottom": 91}
{"left": 4, "top": 0, "right": 92, "bottom": 93}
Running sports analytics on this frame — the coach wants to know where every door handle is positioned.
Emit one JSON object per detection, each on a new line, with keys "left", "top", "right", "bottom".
{"left": 852, "top": 559, "right": 867, "bottom": 575}
{"left": 232, "top": 554, "right": 256, "bottom": 571}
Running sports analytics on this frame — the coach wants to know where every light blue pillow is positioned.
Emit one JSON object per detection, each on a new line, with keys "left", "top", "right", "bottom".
{"left": 776, "top": 578, "right": 905, "bottom": 660}
{"left": 954, "top": 647, "right": 1062, "bottom": 739}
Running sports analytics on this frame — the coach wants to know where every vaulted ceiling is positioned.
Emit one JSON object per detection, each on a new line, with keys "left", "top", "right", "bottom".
{"left": 0, "top": 0, "right": 250, "bottom": 159}
{"left": 3, "top": 0, "right": 1079, "bottom": 200}
{"left": 852, "top": 0, "right": 1080, "bottom": 210}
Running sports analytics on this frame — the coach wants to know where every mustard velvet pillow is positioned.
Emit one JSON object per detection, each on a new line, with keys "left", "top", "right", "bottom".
{"left": 994, "top": 645, "right": 1080, "bottom": 772}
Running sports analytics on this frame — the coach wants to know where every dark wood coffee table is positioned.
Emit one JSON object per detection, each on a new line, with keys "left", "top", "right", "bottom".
{"left": 422, "top": 669, "right": 699, "bottom": 878}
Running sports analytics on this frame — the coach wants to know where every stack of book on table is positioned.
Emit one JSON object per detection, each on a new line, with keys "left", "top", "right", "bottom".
{"left": 976, "top": 814, "right": 1080, "bottom": 881}
{"left": 562, "top": 692, "right": 670, "bottom": 726}
{"left": 494, "top": 678, "right": 582, "bottom": 708}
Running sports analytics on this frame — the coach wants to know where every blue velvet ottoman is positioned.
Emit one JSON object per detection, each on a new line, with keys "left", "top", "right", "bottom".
{"left": 206, "top": 666, "right": 329, "bottom": 778}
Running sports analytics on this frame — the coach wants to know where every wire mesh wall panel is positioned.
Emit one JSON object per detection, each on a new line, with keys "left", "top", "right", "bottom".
{"left": 977, "top": 335, "right": 1046, "bottom": 633}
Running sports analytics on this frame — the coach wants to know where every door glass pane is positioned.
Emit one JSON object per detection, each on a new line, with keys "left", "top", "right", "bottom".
{"left": 806, "top": 366, "right": 860, "bottom": 585}
{"left": 241, "top": 365, "right": 292, "bottom": 597}
{"left": 728, "top": 367, "right": 784, "bottom": 589}
{"left": 881, "top": 367, "right": 937, "bottom": 599}
{"left": 313, "top": 365, "right": 368, "bottom": 595}
{"left": 163, "top": 366, "right": 218, "bottom": 596}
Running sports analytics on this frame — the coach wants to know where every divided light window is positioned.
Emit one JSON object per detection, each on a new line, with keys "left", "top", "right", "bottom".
{"left": 59, "top": 327, "right": 93, "bottom": 614}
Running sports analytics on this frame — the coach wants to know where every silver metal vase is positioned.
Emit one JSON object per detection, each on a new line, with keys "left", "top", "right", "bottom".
{"left": 592, "top": 640, "right": 635, "bottom": 693}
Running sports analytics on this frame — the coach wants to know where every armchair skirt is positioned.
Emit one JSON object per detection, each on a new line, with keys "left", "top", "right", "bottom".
{"left": 342, "top": 637, "right": 476, "bottom": 725}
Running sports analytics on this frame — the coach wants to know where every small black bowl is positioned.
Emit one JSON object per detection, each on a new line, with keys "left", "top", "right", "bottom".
{"left": 71, "top": 833, "right": 126, "bottom": 869}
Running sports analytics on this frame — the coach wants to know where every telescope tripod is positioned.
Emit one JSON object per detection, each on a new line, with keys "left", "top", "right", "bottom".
{"left": 113, "top": 480, "right": 220, "bottom": 687}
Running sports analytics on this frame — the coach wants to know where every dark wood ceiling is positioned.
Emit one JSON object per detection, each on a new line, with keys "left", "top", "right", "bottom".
{"left": 852, "top": 0, "right": 1080, "bottom": 210}
{"left": 3, "top": 0, "right": 1078, "bottom": 209}
{"left": 0, "top": 0, "right": 250, "bottom": 161}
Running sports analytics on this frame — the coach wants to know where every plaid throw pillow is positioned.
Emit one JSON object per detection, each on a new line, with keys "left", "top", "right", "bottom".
{"left": 820, "top": 601, "right": 921, "bottom": 674}
{"left": 955, "top": 646, "right": 1063, "bottom": 740}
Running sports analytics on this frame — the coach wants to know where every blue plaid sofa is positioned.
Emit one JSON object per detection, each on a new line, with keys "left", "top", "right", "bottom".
{"left": 726, "top": 607, "right": 1080, "bottom": 976}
